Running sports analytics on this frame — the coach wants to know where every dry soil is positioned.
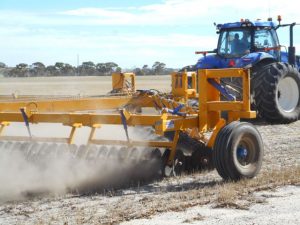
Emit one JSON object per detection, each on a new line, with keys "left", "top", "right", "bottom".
{"left": 0, "top": 76, "right": 299, "bottom": 225}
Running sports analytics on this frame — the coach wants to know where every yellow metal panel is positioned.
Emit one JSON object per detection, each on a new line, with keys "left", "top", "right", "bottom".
{"left": 167, "top": 130, "right": 180, "bottom": 165}
{"left": 173, "top": 117, "right": 198, "bottom": 130}
{"left": 0, "top": 112, "right": 183, "bottom": 127}
{"left": 0, "top": 97, "right": 134, "bottom": 112}
{"left": 171, "top": 72, "right": 197, "bottom": 101}
{"left": 0, "top": 93, "right": 156, "bottom": 115}
{"left": 207, "top": 102, "right": 244, "bottom": 111}
{"left": 155, "top": 116, "right": 198, "bottom": 134}
{"left": 68, "top": 123, "right": 82, "bottom": 144}
{"left": 191, "top": 72, "right": 197, "bottom": 91}
{"left": 112, "top": 73, "right": 124, "bottom": 90}
{"left": 0, "top": 136, "right": 69, "bottom": 143}
{"left": 112, "top": 73, "right": 136, "bottom": 92}
{"left": 205, "top": 68, "right": 247, "bottom": 78}
{"left": 228, "top": 111, "right": 256, "bottom": 123}
{"left": 197, "top": 68, "right": 255, "bottom": 137}
{"left": 207, "top": 119, "right": 226, "bottom": 148}
{"left": 207, "top": 78, "right": 220, "bottom": 129}
{"left": 0, "top": 121, "right": 10, "bottom": 135}
{"left": 88, "top": 127, "right": 97, "bottom": 144}
{"left": 242, "top": 69, "right": 251, "bottom": 111}
{"left": 198, "top": 69, "right": 208, "bottom": 132}
{"left": 90, "top": 139, "right": 173, "bottom": 148}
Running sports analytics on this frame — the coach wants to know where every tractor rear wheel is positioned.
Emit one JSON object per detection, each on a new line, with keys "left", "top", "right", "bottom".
{"left": 213, "top": 122, "right": 263, "bottom": 181}
{"left": 252, "top": 62, "right": 300, "bottom": 123}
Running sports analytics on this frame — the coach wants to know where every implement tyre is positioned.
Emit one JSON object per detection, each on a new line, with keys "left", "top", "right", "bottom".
{"left": 213, "top": 122, "right": 263, "bottom": 181}
{"left": 252, "top": 62, "right": 300, "bottom": 123}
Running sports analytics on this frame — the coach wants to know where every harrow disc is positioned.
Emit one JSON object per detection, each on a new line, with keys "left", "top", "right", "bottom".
{"left": 0, "top": 141, "right": 165, "bottom": 193}
{"left": 164, "top": 131, "right": 214, "bottom": 173}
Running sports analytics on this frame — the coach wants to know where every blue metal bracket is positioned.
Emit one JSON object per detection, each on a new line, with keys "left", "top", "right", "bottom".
{"left": 120, "top": 109, "right": 130, "bottom": 142}
{"left": 208, "top": 78, "right": 236, "bottom": 101}
{"left": 165, "top": 104, "right": 186, "bottom": 116}
{"left": 20, "top": 108, "right": 32, "bottom": 138}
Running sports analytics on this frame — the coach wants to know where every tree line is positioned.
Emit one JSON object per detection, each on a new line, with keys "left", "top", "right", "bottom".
{"left": 0, "top": 61, "right": 175, "bottom": 77}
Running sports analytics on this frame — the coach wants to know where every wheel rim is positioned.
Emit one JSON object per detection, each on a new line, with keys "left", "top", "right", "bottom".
{"left": 234, "top": 135, "right": 258, "bottom": 169}
{"left": 277, "top": 77, "right": 299, "bottom": 112}
{"left": 237, "top": 146, "right": 249, "bottom": 166}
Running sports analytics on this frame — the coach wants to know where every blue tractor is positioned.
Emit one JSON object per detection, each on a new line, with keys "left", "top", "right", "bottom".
{"left": 193, "top": 17, "right": 300, "bottom": 123}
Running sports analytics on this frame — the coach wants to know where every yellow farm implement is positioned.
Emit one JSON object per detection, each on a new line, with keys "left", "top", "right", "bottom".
{"left": 0, "top": 68, "right": 263, "bottom": 181}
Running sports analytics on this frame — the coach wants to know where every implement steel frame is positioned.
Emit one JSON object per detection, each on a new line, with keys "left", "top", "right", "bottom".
{"left": 0, "top": 69, "right": 255, "bottom": 165}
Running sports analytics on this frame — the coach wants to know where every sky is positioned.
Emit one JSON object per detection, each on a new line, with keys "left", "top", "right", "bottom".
{"left": 0, "top": 0, "right": 300, "bottom": 68}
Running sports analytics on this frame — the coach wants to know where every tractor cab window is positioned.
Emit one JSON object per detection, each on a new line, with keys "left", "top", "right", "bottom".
{"left": 254, "top": 28, "right": 280, "bottom": 59}
{"left": 218, "top": 29, "right": 251, "bottom": 57}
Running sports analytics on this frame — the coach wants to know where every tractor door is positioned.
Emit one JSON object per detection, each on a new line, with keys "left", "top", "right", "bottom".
{"left": 218, "top": 29, "right": 251, "bottom": 57}
{"left": 254, "top": 28, "right": 280, "bottom": 60}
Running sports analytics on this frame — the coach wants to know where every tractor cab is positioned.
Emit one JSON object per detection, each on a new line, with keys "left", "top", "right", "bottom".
{"left": 217, "top": 21, "right": 280, "bottom": 60}
{"left": 196, "top": 19, "right": 283, "bottom": 69}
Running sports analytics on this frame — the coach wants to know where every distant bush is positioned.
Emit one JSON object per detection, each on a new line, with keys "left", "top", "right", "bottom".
{"left": 1, "top": 61, "right": 177, "bottom": 77}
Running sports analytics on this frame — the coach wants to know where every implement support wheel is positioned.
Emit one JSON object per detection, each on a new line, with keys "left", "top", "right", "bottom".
{"left": 213, "top": 121, "right": 263, "bottom": 181}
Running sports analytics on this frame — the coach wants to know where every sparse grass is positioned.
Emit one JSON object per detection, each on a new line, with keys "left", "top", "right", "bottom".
{"left": 99, "top": 166, "right": 300, "bottom": 224}
{"left": 214, "top": 166, "right": 300, "bottom": 209}
{"left": 215, "top": 184, "right": 241, "bottom": 209}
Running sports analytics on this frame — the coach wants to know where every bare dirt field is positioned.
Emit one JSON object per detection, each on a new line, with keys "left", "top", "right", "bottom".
{"left": 0, "top": 75, "right": 299, "bottom": 225}
{"left": 0, "top": 75, "right": 171, "bottom": 96}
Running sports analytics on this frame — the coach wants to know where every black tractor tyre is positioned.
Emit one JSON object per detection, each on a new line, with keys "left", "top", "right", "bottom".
{"left": 213, "top": 121, "right": 263, "bottom": 181}
{"left": 251, "top": 62, "right": 300, "bottom": 123}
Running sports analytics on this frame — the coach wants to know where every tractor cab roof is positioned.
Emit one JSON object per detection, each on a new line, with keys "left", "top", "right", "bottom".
{"left": 217, "top": 20, "right": 277, "bottom": 30}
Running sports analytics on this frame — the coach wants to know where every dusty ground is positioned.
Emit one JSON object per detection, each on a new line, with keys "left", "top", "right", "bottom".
{"left": 122, "top": 185, "right": 300, "bottom": 225}
{"left": 0, "top": 76, "right": 299, "bottom": 225}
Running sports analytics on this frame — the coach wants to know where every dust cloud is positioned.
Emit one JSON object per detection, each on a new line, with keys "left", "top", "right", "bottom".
{"left": 0, "top": 126, "right": 163, "bottom": 203}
